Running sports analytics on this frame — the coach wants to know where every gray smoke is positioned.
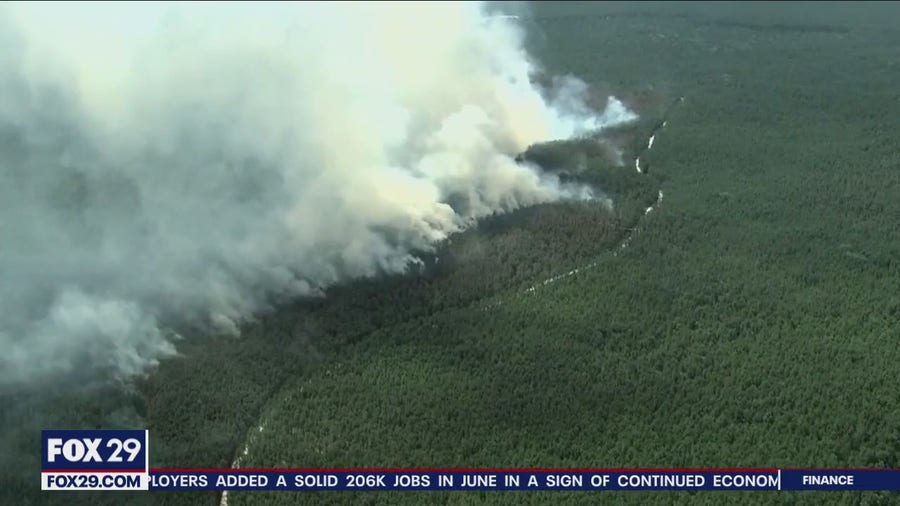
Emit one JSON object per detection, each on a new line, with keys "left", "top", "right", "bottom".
{"left": 0, "top": 1, "right": 637, "bottom": 385}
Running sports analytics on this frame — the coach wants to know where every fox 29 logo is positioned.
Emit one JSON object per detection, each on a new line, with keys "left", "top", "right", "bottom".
{"left": 43, "top": 430, "right": 148, "bottom": 471}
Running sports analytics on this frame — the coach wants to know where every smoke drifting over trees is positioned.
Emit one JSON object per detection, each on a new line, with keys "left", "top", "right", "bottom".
{"left": 0, "top": 2, "right": 636, "bottom": 385}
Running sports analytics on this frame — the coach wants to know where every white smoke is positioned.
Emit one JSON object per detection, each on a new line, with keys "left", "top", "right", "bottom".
{"left": 0, "top": 1, "right": 636, "bottom": 385}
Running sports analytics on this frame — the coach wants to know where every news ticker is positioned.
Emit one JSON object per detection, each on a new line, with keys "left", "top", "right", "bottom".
{"left": 42, "top": 430, "right": 900, "bottom": 492}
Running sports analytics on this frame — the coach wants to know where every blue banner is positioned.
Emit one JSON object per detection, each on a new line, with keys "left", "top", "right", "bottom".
{"left": 144, "top": 469, "right": 900, "bottom": 491}
{"left": 39, "top": 430, "right": 899, "bottom": 492}
{"left": 781, "top": 469, "right": 899, "bottom": 491}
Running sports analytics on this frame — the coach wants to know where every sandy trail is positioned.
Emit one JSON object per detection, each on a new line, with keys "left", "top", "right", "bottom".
{"left": 220, "top": 98, "right": 683, "bottom": 503}
{"left": 515, "top": 98, "right": 683, "bottom": 297}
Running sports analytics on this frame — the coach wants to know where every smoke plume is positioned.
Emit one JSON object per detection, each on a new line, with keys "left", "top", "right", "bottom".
{"left": 0, "top": 1, "right": 636, "bottom": 385}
